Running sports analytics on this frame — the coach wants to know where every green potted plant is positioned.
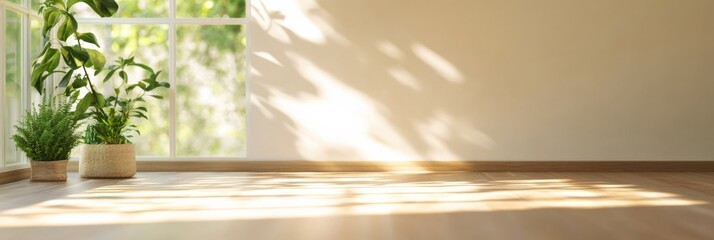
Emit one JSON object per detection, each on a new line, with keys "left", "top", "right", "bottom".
{"left": 32, "top": 0, "right": 169, "bottom": 178}
{"left": 77, "top": 56, "right": 167, "bottom": 178}
{"left": 12, "top": 96, "right": 82, "bottom": 181}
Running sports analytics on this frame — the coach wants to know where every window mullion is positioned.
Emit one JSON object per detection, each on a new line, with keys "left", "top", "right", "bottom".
{"left": 1, "top": 6, "right": 6, "bottom": 168}
{"left": 169, "top": 0, "right": 177, "bottom": 158}
{"left": 75, "top": 18, "right": 245, "bottom": 25}
{"left": 1, "top": 1, "right": 38, "bottom": 17}
{"left": 21, "top": 12, "right": 29, "bottom": 164}
{"left": 245, "top": 0, "right": 251, "bottom": 158}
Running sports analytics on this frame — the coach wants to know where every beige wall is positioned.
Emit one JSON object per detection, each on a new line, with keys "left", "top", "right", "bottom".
{"left": 248, "top": 0, "right": 714, "bottom": 161}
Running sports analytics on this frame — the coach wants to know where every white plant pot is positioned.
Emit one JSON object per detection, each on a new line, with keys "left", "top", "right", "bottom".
{"left": 79, "top": 144, "right": 136, "bottom": 178}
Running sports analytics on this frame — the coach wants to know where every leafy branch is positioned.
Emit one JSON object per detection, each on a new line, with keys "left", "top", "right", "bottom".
{"left": 32, "top": 0, "right": 169, "bottom": 145}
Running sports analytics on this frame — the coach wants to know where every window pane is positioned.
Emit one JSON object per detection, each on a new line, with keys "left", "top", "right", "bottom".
{"left": 177, "top": 0, "right": 246, "bottom": 18}
{"left": 71, "top": 0, "right": 168, "bottom": 18}
{"left": 5, "top": 11, "right": 23, "bottom": 164}
{"left": 74, "top": 24, "right": 170, "bottom": 157}
{"left": 176, "top": 25, "right": 246, "bottom": 156}
{"left": 30, "top": 17, "right": 43, "bottom": 105}
{"left": 31, "top": 18, "right": 42, "bottom": 58}
{"left": 32, "top": 0, "right": 42, "bottom": 11}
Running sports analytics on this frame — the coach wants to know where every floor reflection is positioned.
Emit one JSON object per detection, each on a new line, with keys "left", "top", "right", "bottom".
{"left": 0, "top": 172, "right": 709, "bottom": 227}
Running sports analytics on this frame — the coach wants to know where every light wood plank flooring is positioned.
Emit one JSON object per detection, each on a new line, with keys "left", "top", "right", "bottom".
{"left": 1, "top": 172, "right": 713, "bottom": 240}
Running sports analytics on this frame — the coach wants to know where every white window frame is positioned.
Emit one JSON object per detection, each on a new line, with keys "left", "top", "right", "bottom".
{"left": 75, "top": 0, "right": 251, "bottom": 161}
{"left": 1, "top": 0, "right": 36, "bottom": 171}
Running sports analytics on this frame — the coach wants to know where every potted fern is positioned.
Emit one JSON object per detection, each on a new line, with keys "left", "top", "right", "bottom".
{"left": 12, "top": 96, "right": 82, "bottom": 181}
{"left": 32, "top": 0, "right": 169, "bottom": 178}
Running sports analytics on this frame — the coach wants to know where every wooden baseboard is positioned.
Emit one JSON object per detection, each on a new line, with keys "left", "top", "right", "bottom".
{"left": 5, "top": 161, "right": 711, "bottom": 185}
{"left": 66, "top": 161, "right": 714, "bottom": 172}
{"left": 0, "top": 168, "right": 31, "bottom": 184}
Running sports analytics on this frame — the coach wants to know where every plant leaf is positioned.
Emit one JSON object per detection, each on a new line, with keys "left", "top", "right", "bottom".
{"left": 70, "top": 90, "right": 81, "bottom": 103}
{"left": 119, "top": 70, "right": 128, "bottom": 83}
{"left": 67, "top": 0, "right": 119, "bottom": 18}
{"left": 57, "top": 13, "right": 78, "bottom": 41}
{"left": 58, "top": 69, "right": 75, "bottom": 88}
{"left": 86, "top": 49, "right": 106, "bottom": 71}
{"left": 62, "top": 46, "right": 90, "bottom": 68}
{"left": 72, "top": 76, "right": 87, "bottom": 88}
{"left": 132, "top": 112, "right": 148, "bottom": 119}
{"left": 94, "top": 93, "right": 106, "bottom": 107}
{"left": 102, "top": 66, "right": 119, "bottom": 82}
{"left": 129, "top": 62, "right": 154, "bottom": 74}
{"left": 75, "top": 94, "right": 95, "bottom": 115}
{"left": 41, "top": 8, "right": 62, "bottom": 38}
{"left": 77, "top": 32, "right": 100, "bottom": 48}
{"left": 31, "top": 48, "right": 61, "bottom": 93}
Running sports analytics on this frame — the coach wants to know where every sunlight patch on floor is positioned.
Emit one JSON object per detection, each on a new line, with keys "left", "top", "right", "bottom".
{"left": 0, "top": 174, "right": 707, "bottom": 227}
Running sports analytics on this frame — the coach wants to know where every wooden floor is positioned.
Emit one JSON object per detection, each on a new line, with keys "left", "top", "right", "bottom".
{"left": 1, "top": 172, "right": 713, "bottom": 240}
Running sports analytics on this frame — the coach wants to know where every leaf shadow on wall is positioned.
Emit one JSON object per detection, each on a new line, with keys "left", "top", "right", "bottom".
{"left": 249, "top": 0, "right": 497, "bottom": 162}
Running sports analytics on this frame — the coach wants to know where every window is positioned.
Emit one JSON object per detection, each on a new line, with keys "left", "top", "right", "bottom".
{"left": 1, "top": 0, "right": 248, "bottom": 170}
{"left": 74, "top": 0, "right": 248, "bottom": 158}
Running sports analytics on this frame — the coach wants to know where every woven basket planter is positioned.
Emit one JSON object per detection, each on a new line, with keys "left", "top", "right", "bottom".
{"left": 79, "top": 144, "right": 136, "bottom": 178}
{"left": 30, "top": 160, "right": 68, "bottom": 181}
